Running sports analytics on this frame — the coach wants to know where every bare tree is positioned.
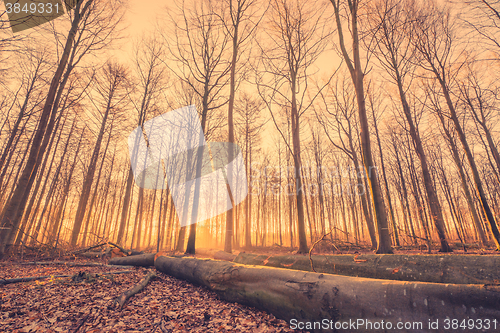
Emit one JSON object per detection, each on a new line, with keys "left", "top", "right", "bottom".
{"left": 463, "top": 0, "right": 500, "bottom": 60}
{"left": 218, "top": 0, "right": 262, "bottom": 253}
{"left": 366, "top": 85, "right": 400, "bottom": 246}
{"left": 256, "top": 0, "right": 332, "bottom": 253}
{"left": 116, "top": 34, "right": 167, "bottom": 247}
{"left": 459, "top": 68, "right": 500, "bottom": 180}
{"left": 0, "top": 0, "right": 95, "bottom": 256}
{"left": 330, "top": 0, "right": 393, "bottom": 253}
{"left": 0, "top": 44, "right": 51, "bottom": 188}
{"left": 70, "top": 61, "right": 130, "bottom": 246}
{"left": 413, "top": 0, "right": 500, "bottom": 250}
{"left": 161, "top": 0, "right": 231, "bottom": 254}
{"left": 316, "top": 74, "right": 378, "bottom": 249}
{"left": 235, "top": 92, "right": 265, "bottom": 249}
{"left": 367, "top": 0, "right": 452, "bottom": 252}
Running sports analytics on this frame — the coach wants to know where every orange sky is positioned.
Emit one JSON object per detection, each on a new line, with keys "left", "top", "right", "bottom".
{"left": 125, "top": 0, "right": 165, "bottom": 37}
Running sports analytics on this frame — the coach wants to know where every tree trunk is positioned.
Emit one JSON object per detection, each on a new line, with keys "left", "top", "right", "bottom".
{"left": 348, "top": 131, "right": 377, "bottom": 249}
{"left": 117, "top": 167, "right": 134, "bottom": 245}
{"left": 370, "top": 102, "right": 399, "bottom": 246}
{"left": 108, "top": 253, "right": 155, "bottom": 267}
{"left": 290, "top": 79, "right": 308, "bottom": 254}
{"left": 0, "top": 0, "right": 92, "bottom": 256}
{"left": 70, "top": 87, "right": 114, "bottom": 246}
{"left": 49, "top": 128, "right": 85, "bottom": 244}
{"left": 439, "top": 79, "right": 500, "bottom": 250}
{"left": 155, "top": 255, "right": 500, "bottom": 328}
{"left": 395, "top": 73, "right": 451, "bottom": 252}
{"left": 436, "top": 112, "right": 487, "bottom": 246}
{"left": 224, "top": 1, "right": 240, "bottom": 254}
{"left": 16, "top": 114, "right": 65, "bottom": 246}
{"left": 392, "top": 135, "right": 417, "bottom": 245}
{"left": 331, "top": 0, "right": 392, "bottom": 253}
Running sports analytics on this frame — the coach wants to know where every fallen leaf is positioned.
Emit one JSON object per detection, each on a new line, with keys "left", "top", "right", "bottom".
{"left": 262, "top": 256, "right": 272, "bottom": 265}
{"left": 392, "top": 266, "right": 402, "bottom": 274}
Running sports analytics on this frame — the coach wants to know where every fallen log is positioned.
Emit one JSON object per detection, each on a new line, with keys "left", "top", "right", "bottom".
{"left": 0, "top": 270, "right": 134, "bottom": 285}
{"left": 108, "top": 253, "right": 155, "bottom": 267}
{"left": 183, "top": 248, "right": 236, "bottom": 261}
{"left": 213, "top": 251, "right": 237, "bottom": 261}
{"left": 114, "top": 270, "right": 156, "bottom": 308}
{"left": 192, "top": 248, "right": 220, "bottom": 258}
{"left": 234, "top": 253, "right": 500, "bottom": 285}
{"left": 155, "top": 256, "right": 500, "bottom": 332}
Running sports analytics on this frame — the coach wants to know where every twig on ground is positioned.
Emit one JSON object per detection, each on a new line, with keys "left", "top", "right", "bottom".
{"left": 114, "top": 270, "right": 156, "bottom": 308}
{"left": 71, "top": 243, "right": 108, "bottom": 254}
{"left": 108, "top": 242, "right": 131, "bottom": 256}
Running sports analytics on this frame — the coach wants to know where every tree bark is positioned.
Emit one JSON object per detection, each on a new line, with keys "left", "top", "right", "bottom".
{"left": 331, "top": 0, "right": 392, "bottom": 253}
{"left": 370, "top": 101, "right": 399, "bottom": 246}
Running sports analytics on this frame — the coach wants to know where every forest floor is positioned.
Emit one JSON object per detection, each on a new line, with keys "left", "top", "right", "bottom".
{"left": 1, "top": 242, "right": 497, "bottom": 332}
{"left": 0, "top": 257, "right": 300, "bottom": 333}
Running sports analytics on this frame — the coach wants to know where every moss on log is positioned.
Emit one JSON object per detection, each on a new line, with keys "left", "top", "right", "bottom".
{"left": 154, "top": 255, "right": 500, "bottom": 331}
{"left": 234, "top": 253, "right": 500, "bottom": 285}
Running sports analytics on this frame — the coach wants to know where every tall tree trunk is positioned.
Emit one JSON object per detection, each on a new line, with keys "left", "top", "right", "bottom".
{"left": 0, "top": 0, "right": 92, "bottom": 256}
{"left": 16, "top": 113, "right": 65, "bottom": 246}
{"left": 392, "top": 136, "right": 417, "bottom": 245}
{"left": 224, "top": 1, "right": 240, "bottom": 254}
{"left": 290, "top": 80, "right": 308, "bottom": 254}
{"left": 185, "top": 96, "right": 209, "bottom": 254}
{"left": 81, "top": 126, "right": 113, "bottom": 247}
{"left": 347, "top": 132, "right": 377, "bottom": 249}
{"left": 331, "top": 0, "right": 392, "bottom": 253}
{"left": 370, "top": 99, "right": 399, "bottom": 246}
{"left": 70, "top": 83, "right": 114, "bottom": 246}
{"left": 394, "top": 70, "right": 451, "bottom": 252}
{"left": 436, "top": 112, "right": 487, "bottom": 246}
{"left": 116, "top": 167, "right": 133, "bottom": 244}
{"left": 438, "top": 79, "right": 500, "bottom": 250}
{"left": 31, "top": 116, "right": 73, "bottom": 245}
{"left": 49, "top": 128, "right": 85, "bottom": 244}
